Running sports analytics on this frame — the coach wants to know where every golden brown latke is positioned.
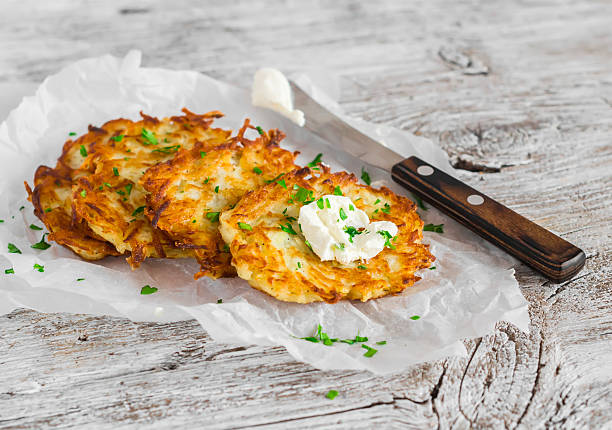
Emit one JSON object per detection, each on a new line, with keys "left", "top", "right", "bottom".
{"left": 219, "top": 166, "right": 435, "bottom": 303}
{"left": 141, "top": 120, "right": 299, "bottom": 279}
{"left": 71, "top": 109, "right": 231, "bottom": 267}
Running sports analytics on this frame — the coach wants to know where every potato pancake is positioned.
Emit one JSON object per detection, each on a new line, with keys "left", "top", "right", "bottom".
{"left": 71, "top": 109, "right": 231, "bottom": 267}
{"left": 219, "top": 166, "right": 435, "bottom": 303}
{"left": 141, "top": 121, "right": 299, "bottom": 279}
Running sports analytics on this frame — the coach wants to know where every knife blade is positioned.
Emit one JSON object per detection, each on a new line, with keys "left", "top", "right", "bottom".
{"left": 289, "top": 80, "right": 585, "bottom": 283}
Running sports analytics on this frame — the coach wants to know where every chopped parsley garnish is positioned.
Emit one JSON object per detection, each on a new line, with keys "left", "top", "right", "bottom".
{"left": 297, "top": 262, "right": 302, "bottom": 269}
{"left": 31, "top": 233, "right": 51, "bottom": 250}
{"left": 424, "top": 223, "right": 444, "bottom": 233}
{"left": 5, "top": 268, "right": 14, "bottom": 274}
{"left": 200, "top": 151, "right": 207, "bottom": 158}
{"left": 111, "top": 134, "right": 124, "bottom": 142}
{"left": 376, "top": 341, "right": 387, "bottom": 345}
{"left": 214, "top": 185, "right": 219, "bottom": 193}
{"left": 339, "top": 207, "right": 348, "bottom": 221}
{"left": 125, "top": 184, "right": 133, "bottom": 195}
{"left": 238, "top": 222, "right": 252, "bottom": 231}
{"left": 410, "top": 315, "right": 421, "bottom": 320}
{"left": 343, "top": 226, "right": 363, "bottom": 243}
{"left": 8, "top": 243, "right": 21, "bottom": 254}
{"left": 292, "top": 187, "right": 314, "bottom": 204}
{"left": 412, "top": 193, "right": 427, "bottom": 211}
{"left": 217, "top": 298, "right": 223, "bottom": 303}
{"left": 203, "top": 177, "right": 210, "bottom": 184}
{"left": 255, "top": 126, "right": 265, "bottom": 136}
{"left": 349, "top": 204, "right": 354, "bottom": 211}
{"left": 79, "top": 145, "right": 87, "bottom": 157}
{"left": 277, "top": 179, "right": 287, "bottom": 189}
{"left": 325, "top": 198, "right": 331, "bottom": 208}
{"left": 377, "top": 230, "right": 396, "bottom": 249}
{"left": 152, "top": 145, "right": 181, "bottom": 154}
{"left": 361, "top": 167, "right": 371, "bottom": 185}
{"left": 141, "top": 128, "right": 158, "bottom": 145}
{"left": 77, "top": 278, "right": 85, "bottom": 281}
{"left": 112, "top": 167, "right": 119, "bottom": 176}
{"left": 333, "top": 186, "right": 343, "bottom": 196}
{"left": 316, "top": 198, "right": 324, "bottom": 209}
{"left": 362, "top": 344, "right": 378, "bottom": 357}
{"left": 69, "top": 132, "right": 76, "bottom": 136}
{"left": 264, "top": 173, "right": 285, "bottom": 184}
{"left": 29, "top": 224, "right": 42, "bottom": 230}
{"left": 206, "top": 212, "right": 220, "bottom": 223}
{"left": 429, "top": 266, "right": 436, "bottom": 270}
{"left": 80, "top": 190, "right": 87, "bottom": 197}
{"left": 140, "top": 285, "right": 158, "bottom": 295}
{"left": 253, "top": 166, "right": 263, "bottom": 175}
{"left": 374, "top": 198, "right": 381, "bottom": 205}
{"left": 357, "top": 265, "right": 367, "bottom": 270}
{"left": 307, "top": 153, "right": 323, "bottom": 169}
{"left": 33, "top": 263, "right": 44, "bottom": 272}
{"left": 326, "top": 390, "right": 338, "bottom": 400}
{"left": 45, "top": 208, "right": 52, "bottom": 213}
{"left": 381, "top": 203, "right": 391, "bottom": 214}
{"left": 131, "top": 206, "right": 145, "bottom": 216}
{"left": 280, "top": 223, "right": 298, "bottom": 235}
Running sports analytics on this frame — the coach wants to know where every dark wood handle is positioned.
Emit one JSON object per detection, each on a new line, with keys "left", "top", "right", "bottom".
{"left": 391, "top": 156, "right": 585, "bottom": 282}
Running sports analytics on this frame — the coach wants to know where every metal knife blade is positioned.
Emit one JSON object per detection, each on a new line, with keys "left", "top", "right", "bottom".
{"left": 289, "top": 81, "right": 403, "bottom": 172}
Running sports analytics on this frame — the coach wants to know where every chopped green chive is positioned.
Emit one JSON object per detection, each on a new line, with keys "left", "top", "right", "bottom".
{"left": 424, "top": 223, "right": 444, "bottom": 233}
{"left": 429, "top": 266, "right": 436, "bottom": 270}
{"left": 354, "top": 335, "right": 368, "bottom": 342}
{"left": 381, "top": 203, "right": 391, "bottom": 214}
{"left": 31, "top": 233, "right": 51, "bottom": 250}
{"left": 374, "top": 198, "right": 381, "bottom": 205}
{"left": 112, "top": 167, "right": 119, "bottom": 176}
{"left": 362, "top": 344, "right": 378, "bottom": 357}
{"left": 376, "top": 341, "right": 387, "bottom": 345}
{"left": 316, "top": 198, "right": 324, "bottom": 209}
{"left": 222, "top": 244, "right": 230, "bottom": 252}
{"left": 304, "top": 240, "right": 312, "bottom": 250}
{"left": 410, "top": 315, "right": 421, "bottom": 320}
{"left": 325, "top": 390, "right": 338, "bottom": 400}
{"left": 200, "top": 151, "right": 207, "bottom": 158}
{"left": 131, "top": 206, "right": 146, "bottom": 216}
{"left": 0, "top": 220, "right": 4, "bottom": 223}
{"left": 280, "top": 223, "right": 298, "bottom": 235}
{"left": 77, "top": 278, "right": 85, "bottom": 281}
{"left": 45, "top": 208, "right": 52, "bottom": 213}
{"left": 69, "top": 132, "right": 77, "bottom": 136}
{"left": 264, "top": 173, "right": 285, "bottom": 184}
{"left": 307, "top": 153, "right": 323, "bottom": 168}
{"left": 333, "top": 186, "right": 343, "bottom": 196}
{"left": 357, "top": 265, "right": 367, "bottom": 270}
{"left": 152, "top": 145, "right": 180, "bottom": 154}
{"left": 377, "top": 230, "right": 396, "bottom": 250}
{"left": 238, "top": 222, "right": 252, "bottom": 231}
{"left": 8, "top": 243, "right": 21, "bottom": 254}
{"left": 29, "top": 224, "right": 43, "bottom": 230}
{"left": 412, "top": 193, "right": 427, "bottom": 211}
{"left": 217, "top": 298, "right": 223, "bottom": 303}
{"left": 33, "top": 263, "right": 44, "bottom": 272}
{"left": 5, "top": 268, "right": 14, "bottom": 274}
{"left": 325, "top": 198, "right": 331, "bottom": 208}
{"left": 79, "top": 145, "right": 87, "bottom": 157}
{"left": 361, "top": 167, "right": 371, "bottom": 185}
{"left": 255, "top": 126, "right": 265, "bottom": 136}
{"left": 253, "top": 166, "right": 263, "bottom": 175}
{"left": 111, "top": 134, "right": 124, "bottom": 142}
{"left": 277, "top": 179, "right": 287, "bottom": 189}
{"left": 203, "top": 177, "right": 210, "bottom": 184}
{"left": 125, "top": 184, "right": 133, "bottom": 195}
{"left": 141, "top": 128, "right": 158, "bottom": 145}
{"left": 297, "top": 262, "right": 302, "bottom": 269}
{"left": 80, "top": 190, "right": 87, "bottom": 198}
{"left": 20, "top": 206, "right": 25, "bottom": 211}
{"left": 343, "top": 226, "right": 363, "bottom": 243}
{"left": 339, "top": 207, "right": 348, "bottom": 221}
{"left": 214, "top": 185, "right": 219, "bottom": 193}
{"left": 140, "top": 285, "right": 158, "bottom": 295}
{"left": 206, "top": 212, "right": 220, "bottom": 223}
{"left": 349, "top": 204, "right": 354, "bottom": 211}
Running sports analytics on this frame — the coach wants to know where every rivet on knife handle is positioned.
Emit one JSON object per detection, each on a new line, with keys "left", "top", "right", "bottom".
{"left": 391, "top": 156, "right": 585, "bottom": 282}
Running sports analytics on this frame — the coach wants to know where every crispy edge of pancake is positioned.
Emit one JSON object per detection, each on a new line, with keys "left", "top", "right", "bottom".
{"left": 219, "top": 166, "right": 435, "bottom": 303}
{"left": 141, "top": 120, "right": 299, "bottom": 279}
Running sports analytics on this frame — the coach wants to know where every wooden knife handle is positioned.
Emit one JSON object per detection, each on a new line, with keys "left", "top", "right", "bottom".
{"left": 391, "top": 156, "right": 585, "bottom": 282}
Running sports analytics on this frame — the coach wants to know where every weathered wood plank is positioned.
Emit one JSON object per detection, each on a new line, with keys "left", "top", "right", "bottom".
{"left": 0, "top": 0, "right": 611, "bottom": 428}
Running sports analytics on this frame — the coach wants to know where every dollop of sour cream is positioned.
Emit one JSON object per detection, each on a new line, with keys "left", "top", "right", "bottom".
{"left": 298, "top": 195, "right": 398, "bottom": 265}
{"left": 251, "top": 68, "right": 305, "bottom": 126}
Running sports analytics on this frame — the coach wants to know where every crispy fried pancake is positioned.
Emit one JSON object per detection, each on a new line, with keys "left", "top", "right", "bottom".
{"left": 141, "top": 121, "right": 299, "bottom": 279}
{"left": 71, "top": 110, "right": 231, "bottom": 267}
{"left": 219, "top": 166, "right": 435, "bottom": 303}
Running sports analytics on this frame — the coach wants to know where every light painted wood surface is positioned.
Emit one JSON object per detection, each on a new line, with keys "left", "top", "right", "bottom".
{"left": 1, "top": 0, "right": 611, "bottom": 428}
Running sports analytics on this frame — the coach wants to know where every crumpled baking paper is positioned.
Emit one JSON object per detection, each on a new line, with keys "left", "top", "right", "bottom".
{"left": 0, "top": 51, "right": 529, "bottom": 374}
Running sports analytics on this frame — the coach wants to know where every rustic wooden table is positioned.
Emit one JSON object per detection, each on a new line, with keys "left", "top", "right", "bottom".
{"left": 1, "top": 1, "right": 611, "bottom": 428}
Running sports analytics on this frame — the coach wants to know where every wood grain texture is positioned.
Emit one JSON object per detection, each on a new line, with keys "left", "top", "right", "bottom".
{"left": 1, "top": 0, "right": 611, "bottom": 428}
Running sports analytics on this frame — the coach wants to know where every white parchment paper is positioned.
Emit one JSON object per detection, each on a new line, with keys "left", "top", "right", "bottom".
{"left": 0, "top": 51, "right": 529, "bottom": 374}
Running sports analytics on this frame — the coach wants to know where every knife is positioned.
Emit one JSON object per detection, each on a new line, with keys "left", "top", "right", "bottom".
{"left": 289, "top": 81, "right": 585, "bottom": 283}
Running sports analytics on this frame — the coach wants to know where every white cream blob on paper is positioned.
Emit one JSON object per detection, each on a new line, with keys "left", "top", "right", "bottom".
{"left": 251, "top": 68, "right": 305, "bottom": 126}
{"left": 299, "top": 195, "right": 398, "bottom": 264}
